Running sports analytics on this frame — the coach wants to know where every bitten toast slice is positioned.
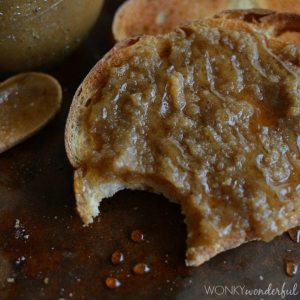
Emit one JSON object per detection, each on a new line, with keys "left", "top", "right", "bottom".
{"left": 66, "top": 13, "right": 300, "bottom": 266}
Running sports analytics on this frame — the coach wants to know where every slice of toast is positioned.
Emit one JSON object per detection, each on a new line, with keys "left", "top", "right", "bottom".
{"left": 66, "top": 12, "right": 300, "bottom": 266}
{"left": 113, "top": 0, "right": 300, "bottom": 42}
{"left": 216, "top": 9, "right": 300, "bottom": 46}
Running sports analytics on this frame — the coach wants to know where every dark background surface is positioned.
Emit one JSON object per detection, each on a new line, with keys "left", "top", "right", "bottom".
{"left": 0, "top": 1, "right": 300, "bottom": 299}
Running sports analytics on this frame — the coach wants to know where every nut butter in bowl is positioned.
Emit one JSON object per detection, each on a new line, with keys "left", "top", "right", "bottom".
{"left": 0, "top": 0, "right": 104, "bottom": 72}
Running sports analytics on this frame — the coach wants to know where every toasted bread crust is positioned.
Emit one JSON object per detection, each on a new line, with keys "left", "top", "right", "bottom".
{"left": 65, "top": 15, "right": 300, "bottom": 266}
{"left": 65, "top": 37, "right": 142, "bottom": 167}
{"left": 113, "top": 0, "right": 203, "bottom": 41}
{"left": 217, "top": 9, "right": 300, "bottom": 35}
{"left": 113, "top": 0, "right": 300, "bottom": 42}
{"left": 216, "top": 10, "right": 300, "bottom": 46}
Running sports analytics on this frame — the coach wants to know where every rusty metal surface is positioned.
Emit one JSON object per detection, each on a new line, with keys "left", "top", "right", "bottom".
{"left": 0, "top": 1, "right": 300, "bottom": 299}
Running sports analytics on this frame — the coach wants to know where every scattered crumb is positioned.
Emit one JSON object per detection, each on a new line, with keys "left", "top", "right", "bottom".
{"left": 14, "top": 219, "right": 20, "bottom": 229}
{"left": 16, "top": 256, "right": 26, "bottom": 262}
{"left": 259, "top": 275, "right": 264, "bottom": 281}
{"left": 15, "top": 256, "right": 26, "bottom": 266}
{"left": 44, "top": 277, "right": 49, "bottom": 284}
{"left": 7, "top": 278, "right": 15, "bottom": 283}
{"left": 14, "top": 219, "right": 29, "bottom": 240}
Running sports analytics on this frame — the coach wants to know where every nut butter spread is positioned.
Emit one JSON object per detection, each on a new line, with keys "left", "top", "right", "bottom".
{"left": 0, "top": 73, "right": 62, "bottom": 153}
{"left": 71, "top": 19, "right": 300, "bottom": 266}
{"left": 0, "top": 0, "right": 104, "bottom": 72}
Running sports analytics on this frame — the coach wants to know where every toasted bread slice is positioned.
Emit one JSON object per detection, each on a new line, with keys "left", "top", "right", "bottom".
{"left": 216, "top": 9, "right": 300, "bottom": 46}
{"left": 113, "top": 0, "right": 300, "bottom": 42}
{"left": 66, "top": 13, "right": 300, "bottom": 266}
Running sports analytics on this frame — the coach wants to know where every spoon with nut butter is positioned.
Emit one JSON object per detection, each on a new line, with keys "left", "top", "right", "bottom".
{"left": 0, "top": 73, "right": 62, "bottom": 154}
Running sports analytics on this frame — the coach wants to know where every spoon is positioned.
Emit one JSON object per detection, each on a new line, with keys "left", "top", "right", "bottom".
{"left": 0, "top": 72, "right": 62, "bottom": 154}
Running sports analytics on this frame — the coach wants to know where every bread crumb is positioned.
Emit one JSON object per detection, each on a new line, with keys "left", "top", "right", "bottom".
{"left": 7, "top": 278, "right": 15, "bottom": 283}
{"left": 14, "top": 219, "right": 20, "bottom": 229}
{"left": 44, "top": 277, "right": 49, "bottom": 284}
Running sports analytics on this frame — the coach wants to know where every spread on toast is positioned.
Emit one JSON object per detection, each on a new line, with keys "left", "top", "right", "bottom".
{"left": 66, "top": 14, "right": 300, "bottom": 266}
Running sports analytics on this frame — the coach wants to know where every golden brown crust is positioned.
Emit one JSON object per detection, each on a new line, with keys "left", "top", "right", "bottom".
{"left": 113, "top": 0, "right": 203, "bottom": 41}
{"left": 186, "top": 232, "right": 248, "bottom": 266}
{"left": 113, "top": 0, "right": 300, "bottom": 43}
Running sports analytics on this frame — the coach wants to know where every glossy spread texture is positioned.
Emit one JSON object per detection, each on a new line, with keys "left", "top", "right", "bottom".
{"left": 0, "top": 73, "right": 62, "bottom": 153}
{"left": 0, "top": 0, "right": 104, "bottom": 72}
{"left": 70, "top": 19, "right": 300, "bottom": 266}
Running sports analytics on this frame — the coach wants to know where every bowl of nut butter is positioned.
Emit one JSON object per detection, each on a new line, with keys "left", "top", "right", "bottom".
{"left": 0, "top": 0, "right": 104, "bottom": 72}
